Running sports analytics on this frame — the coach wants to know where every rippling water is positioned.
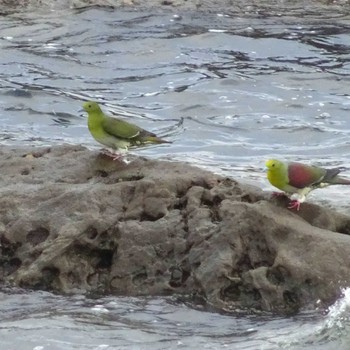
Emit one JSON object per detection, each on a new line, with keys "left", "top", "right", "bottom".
{"left": 0, "top": 287, "right": 350, "bottom": 350}
{"left": 1, "top": 3, "right": 350, "bottom": 349}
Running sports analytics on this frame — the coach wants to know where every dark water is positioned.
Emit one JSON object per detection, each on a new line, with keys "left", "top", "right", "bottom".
{"left": 1, "top": 3, "right": 350, "bottom": 349}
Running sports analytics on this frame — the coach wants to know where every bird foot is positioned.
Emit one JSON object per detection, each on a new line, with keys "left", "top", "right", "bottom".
{"left": 288, "top": 199, "right": 301, "bottom": 211}
{"left": 101, "top": 149, "right": 125, "bottom": 162}
{"left": 111, "top": 153, "right": 123, "bottom": 161}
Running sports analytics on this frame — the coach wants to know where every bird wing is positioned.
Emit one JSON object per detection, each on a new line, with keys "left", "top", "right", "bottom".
{"left": 102, "top": 116, "right": 143, "bottom": 139}
{"left": 288, "top": 163, "right": 327, "bottom": 188}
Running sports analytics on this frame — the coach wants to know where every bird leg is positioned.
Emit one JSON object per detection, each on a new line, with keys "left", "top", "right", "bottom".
{"left": 288, "top": 199, "right": 301, "bottom": 211}
{"left": 101, "top": 148, "right": 125, "bottom": 162}
{"left": 271, "top": 191, "right": 301, "bottom": 210}
{"left": 111, "top": 153, "right": 123, "bottom": 161}
{"left": 288, "top": 192, "right": 307, "bottom": 211}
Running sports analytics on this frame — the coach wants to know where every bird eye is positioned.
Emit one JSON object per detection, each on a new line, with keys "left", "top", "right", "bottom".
{"left": 88, "top": 104, "right": 91, "bottom": 108}
{"left": 272, "top": 163, "right": 275, "bottom": 167}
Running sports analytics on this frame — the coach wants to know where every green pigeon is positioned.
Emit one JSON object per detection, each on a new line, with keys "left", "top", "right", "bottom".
{"left": 265, "top": 159, "right": 350, "bottom": 210}
{"left": 83, "top": 101, "right": 171, "bottom": 160}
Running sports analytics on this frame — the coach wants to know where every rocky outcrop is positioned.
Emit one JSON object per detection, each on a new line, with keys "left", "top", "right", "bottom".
{"left": 0, "top": 0, "right": 248, "bottom": 11}
{"left": 0, "top": 0, "right": 237, "bottom": 12}
{"left": 2, "top": 0, "right": 343, "bottom": 13}
{"left": 1, "top": 145, "right": 350, "bottom": 314}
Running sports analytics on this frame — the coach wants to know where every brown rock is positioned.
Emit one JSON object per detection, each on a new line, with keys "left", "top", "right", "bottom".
{"left": 0, "top": 144, "right": 350, "bottom": 314}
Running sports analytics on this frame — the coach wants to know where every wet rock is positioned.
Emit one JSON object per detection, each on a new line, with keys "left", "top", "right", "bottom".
{"left": 1, "top": 145, "right": 350, "bottom": 314}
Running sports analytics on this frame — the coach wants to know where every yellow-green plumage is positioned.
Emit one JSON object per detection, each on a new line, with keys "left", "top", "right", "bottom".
{"left": 83, "top": 101, "right": 170, "bottom": 152}
{"left": 266, "top": 159, "right": 291, "bottom": 192}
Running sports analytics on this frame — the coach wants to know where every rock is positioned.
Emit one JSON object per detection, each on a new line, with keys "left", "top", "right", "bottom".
{"left": 0, "top": 0, "right": 213, "bottom": 11}
{"left": 1, "top": 144, "right": 350, "bottom": 314}
{"left": 0, "top": 0, "right": 346, "bottom": 15}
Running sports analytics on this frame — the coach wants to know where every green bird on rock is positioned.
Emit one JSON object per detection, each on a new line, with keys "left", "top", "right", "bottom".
{"left": 265, "top": 159, "right": 350, "bottom": 210}
{"left": 83, "top": 101, "right": 171, "bottom": 160}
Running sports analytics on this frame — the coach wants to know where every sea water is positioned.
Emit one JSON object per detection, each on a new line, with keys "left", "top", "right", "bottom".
{"left": 1, "top": 2, "right": 350, "bottom": 348}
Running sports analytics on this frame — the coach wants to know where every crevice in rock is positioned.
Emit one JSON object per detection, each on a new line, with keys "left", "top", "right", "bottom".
{"left": 153, "top": 246, "right": 170, "bottom": 259}
{"left": 241, "top": 193, "right": 255, "bottom": 203}
{"left": 173, "top": 196, "right": 187, "bottom": 211}
{"left": 96, "top": 170, "right": 109, "bottom": 178}
{"left": 0, "top": 235, "right": 22, "bottom": 258}
{"left": 72, "top": 243, "right": 116, "bottom": 270}
{"left": 244, "top": 288, "right": 262, "bottom": 306}
{"left": 183, "top": 219, "right": 189, "bottom": 237}
{"left": 236, "top": 254, "right": 253, "bottom": 273}
{"left": 26, "top": 227, "right": 50, "bottom": 246}
{"left": 21, "top": 168, "right": 30, "bottom": 175}
{"left": 66, "top": 271, "right": 78, "bottom": 286}
{"left": 31, "top": 266, "right": 60, "bottom": 290}
{"left": 283, "top": 289, "right": 300, "bottom": 313}
{"left": 101, "top": 229, "right": 120, "bottom": 247}
{"left": 181, "top": 268, "right": 191, "bottom": 284}
{"left": 178, "top": 201, "right": 190, "bottom": 237}
{"left": 169, "top": 265, "right": 190, "bottom": 288}
{"left": 266, "top": 265, "right": 289, "bottom": 286}
{"left": 115, "top": 174, "right": 144, "bottom": 183}
{"left": 29, "top": 249, "right": 42, "bottom": 260}
{"left": 183, "top": 241, "right": 194, "bottom": 255}
{"left": 201, "top": 194, "right": 223, "bottom": 223}
{"left": 304, "top": 278, "right": 312, "bottom": 286}
{"left": 244, "top": 233, "right": 276, "bottom": 269}
{"left": 140, "top": 211, "right": 164, "bottom": 222}
{"left": 2, "top": 257, "right": 22, "bottom": 276}
{"left": 155, "top": 269, "right": 164, "bottom": 277}
{"left": 202, "top": 194, "right": 223, "bottom": 207}
{"left": 22, "top": 148, "right": 50, "bottom": 158}
{"left": 192, "top": 261, "right": 201, "bottom": 269}
{"left": 132, "top": 267, "right": 148, "bottom": 284}
{"left": 95, "top": 249, "right": 114, "bottom": 269}
{"left": 194, "top": 179, "right": 215, "bottom": 191}
{"left": 84, "top": 226, "right": 99, "bottom": 240}
{"left": 337, "top": 222, "right": 350, "bottom": 235}
{"left": 209, "top": 209, "right": 221, "bottom": 224}
{"left": 221, "top": 282, "right": 241, "bottom": 302}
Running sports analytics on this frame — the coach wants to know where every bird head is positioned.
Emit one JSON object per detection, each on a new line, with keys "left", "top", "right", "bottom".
{"left": 265, "top": 159, "right": 283, "bottom": 171}
{"left": 82, "top": 101, "right": 102, "bottom": 113}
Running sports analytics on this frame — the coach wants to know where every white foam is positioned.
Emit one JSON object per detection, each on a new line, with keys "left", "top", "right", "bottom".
{"left": 324, "top": 287, "right": 350, "bottom": 330}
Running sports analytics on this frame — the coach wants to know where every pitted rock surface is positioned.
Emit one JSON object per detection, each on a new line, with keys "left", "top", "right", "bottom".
{"left": 1, "top": 145, "right": 350, "bottom": 314}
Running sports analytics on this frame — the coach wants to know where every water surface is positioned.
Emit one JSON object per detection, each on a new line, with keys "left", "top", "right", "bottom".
{"left": 1, "top": 3, "right": 350, "bottom": 349}
{"left": 1, "top": 287, "right": 350, "bottom": 350}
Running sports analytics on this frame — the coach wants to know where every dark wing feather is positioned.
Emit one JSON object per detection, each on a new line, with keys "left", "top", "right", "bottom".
{"left": 323, "top": 168, "right": 343, "bottom": 182}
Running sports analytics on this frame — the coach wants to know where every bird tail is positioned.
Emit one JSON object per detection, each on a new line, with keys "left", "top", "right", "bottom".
{"left": 145, "top": 136, "right": 172, "bottom": 144}
{"left": 332, "top": 176, "right": 350, "bottom": 185}
{"left": 326, "top": 167, "right": 350, "bottom": 185}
